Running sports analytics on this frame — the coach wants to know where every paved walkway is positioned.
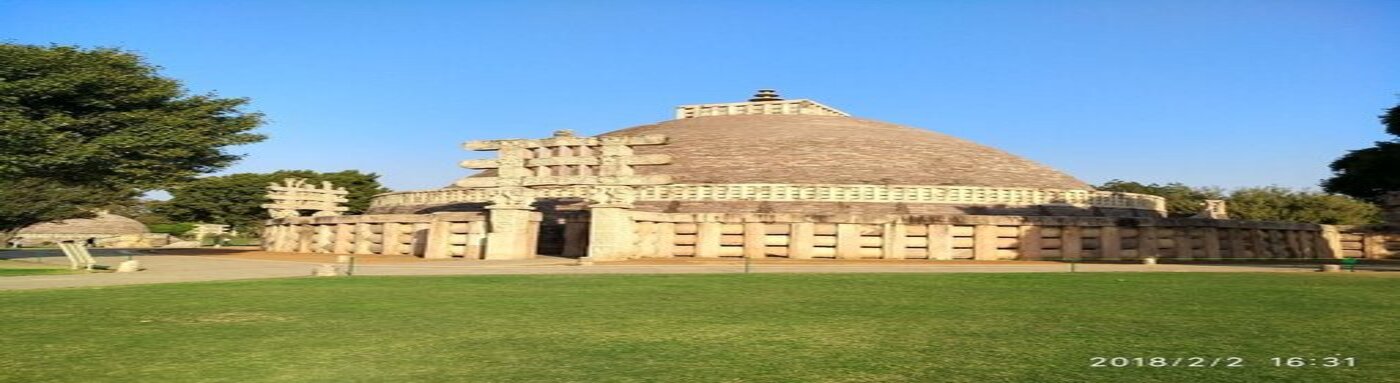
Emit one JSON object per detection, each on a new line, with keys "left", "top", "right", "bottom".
{"left": 0, "top": 249, "right": 1393, "bottom": 291}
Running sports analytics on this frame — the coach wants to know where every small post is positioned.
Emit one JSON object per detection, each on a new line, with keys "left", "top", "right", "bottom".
{"left": 347, "top": 256, "right": 356, "bottom": 276}
{"left": 744, "top": 256, "right": 751, "bottom": 274}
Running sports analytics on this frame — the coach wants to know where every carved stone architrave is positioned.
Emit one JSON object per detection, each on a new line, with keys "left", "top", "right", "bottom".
{"left": 486, "top": 187, "right": 536, "bottom": 210}
{"left": 454, "top": 133, "right": 672, "bottom": 189}
{"left": 587, "top": 186, "right": 637, "bottom": 209}
{"left": 262, "top": 178, "right": 350, "bottom": 219}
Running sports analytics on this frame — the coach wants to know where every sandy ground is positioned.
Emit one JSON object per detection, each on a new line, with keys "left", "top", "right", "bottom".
{"left": 0, "top": 247, "right": 1393, "bottom": 291}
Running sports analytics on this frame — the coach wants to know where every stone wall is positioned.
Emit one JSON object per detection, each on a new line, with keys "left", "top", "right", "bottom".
{"left": 370, "top": 184, "right": 1168, "bottom": 215}
{"left": 623, "top": 212, "right": 1370, "bottom": 261}
{"left": 13, "top": 233, "right": 172, "bottom": 248}
{"left": 1337, "top": 229, "right": 1400, "bottom": 259}
{"left": 263, "top": 212, "right": 540, "bottom": 259}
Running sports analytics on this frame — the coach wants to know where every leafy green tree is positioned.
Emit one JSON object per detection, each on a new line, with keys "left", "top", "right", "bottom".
{"left": 1228, "top": 187, "right": 1380, "bottom": 225}
{"left": 1323, "top": 102, "right": 1400, "bottom": 201}
{"left": 156, "top": 170, "right": 390, "bottom": 232}
{"left": 0, "top": 44, "right": 264, "bottom": 239}
{"left": 1097, "top": 180, "right": 1225, "bottom": 217}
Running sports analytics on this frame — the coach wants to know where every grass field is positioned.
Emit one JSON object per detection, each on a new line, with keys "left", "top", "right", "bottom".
{"left": 0, "top": 273, "right": 1395, "bottom": 382}
{"left": 0, "top": 260, "right": 73, "bottom": 276}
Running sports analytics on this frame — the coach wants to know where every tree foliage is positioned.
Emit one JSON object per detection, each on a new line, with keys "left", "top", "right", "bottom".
{"left": 1322, "top": 102, "right": 1400, "bottom": 201}
{"left": 1227, "top": 187, "right": 1380, "bottom": 225}
{"left": 156, "top": 170, "right": 390, "bottom": 232}
{"left": 1098, "top": 180, "right": 1380, "bottom": 225}
{"left": 0, "top": 44, "right": 264, "bottom": 234}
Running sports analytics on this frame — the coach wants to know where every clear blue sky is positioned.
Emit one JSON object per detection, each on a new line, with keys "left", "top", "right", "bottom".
{"left": 3, "top": 1, "right": 1397, "bottom": 192}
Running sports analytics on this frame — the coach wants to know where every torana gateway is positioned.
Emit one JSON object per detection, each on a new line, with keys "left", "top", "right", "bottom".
{"left": 262, "top": 91, "right": 1377, "bottom": 261}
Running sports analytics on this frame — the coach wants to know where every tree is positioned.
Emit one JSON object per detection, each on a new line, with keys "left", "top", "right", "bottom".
{"left": 1097, "top": 180, "right": 1225, "bottom": 217}
{"left": 1099, "top": 180, "right": 1380, "bottom": 225}
{"left": 1227, "top": 186, "right": 1379, "bottom": 225}
{"left": 156, "top": 170, "right": 390, "bottom": 232}
{"left": 1323, "top": 102, "right": 1400, "bottom": 201}
{"left": 0, "top": 44, "right": 264, "bottom": 238}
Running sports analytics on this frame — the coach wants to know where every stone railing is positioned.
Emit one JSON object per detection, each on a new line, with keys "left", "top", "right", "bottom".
{"left": 263, "top": 212, "right": 540, "bottom": 259}
{"left": 674, "top": 99, "right": 848, "bottom": 119}
{"left": 625, "top": 212, "right": 1341, "bottom": 260}
{"left": 371, "top": 184, "right": 1167, "bottom": 213}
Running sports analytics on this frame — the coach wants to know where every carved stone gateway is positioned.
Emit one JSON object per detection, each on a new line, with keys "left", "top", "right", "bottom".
{"left": 455, "top": 130, "right": 672, "bottom": 188}
{"left": 262, "top": 178, "right": 349, "bottom": 218}
{"left": 452, "top": 131, "right": 674, "bottom": 260}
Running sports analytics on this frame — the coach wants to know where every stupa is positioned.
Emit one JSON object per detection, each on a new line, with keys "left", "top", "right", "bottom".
{"left": 262, "top": 91, "right": 1339, "bottom": 262}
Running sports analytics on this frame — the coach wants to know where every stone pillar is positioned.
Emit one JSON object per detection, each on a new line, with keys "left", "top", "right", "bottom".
{"left": 485, "top": 208, "right": 536, "bottom": 260}
{"left": 352, "top": 223, "right": 373, "bottom": 255}
{"left": 381, "top": 222, "right": 402, "bottom": 256}
{"left": 1017, "top": 226, "right": 1042, "bottom": 260}
{"left": 1250, "top": 229, "right": 1268, "bottom": 259}
{"left": 332, "top": 224, "right": 355, "bottom": 254}
{"left": 1320, "top": 225, "right": 1344, "bottom": 259}
{"left": 1061, "top": 226, "right": 1083, "bottom": 261}
{"left": 1173, "top": 228, "right": 1193, "bottom": 260}
{"left": 635, "top": 221, "right": 657, "bottom": 258}
{"left": 743, "top": 222, "right": 766, "bottom": 259}
{"left": 422, "top": 214, "right": 454, "bottom": 259}
{"left": 1201, "top": 228, "right": 1221, "bottom": 260}
{"left": 585, "top": 186, "right": 638, "bottom": 260}
{"left": 927, "top": 224, "right": 953, "bottom": 260}
{"left": 465, "top": 220, "right": 488, "bottom": 259}
{"left": 312, "top": 225, "right": 330, "bottom": 253}
{"left": 1099, "top": 226, "right": 1121, "bottom": 260}
{"left": 972, "top": 224, "right": 998, "bottom": 261}
{"left": 654, "top": 222, "right": 676, "bottom": 258}
{"left": 789, "top": 222, "right": 815, "bottom": 259}
{"left": 1137, "top": 226, "right": 1158, "bottom": 260}
{"left": 479, "top": 187, "right": 538, "bottom": 260}
{"left": 835, "top": 224, "right": 861, "bottom": 259}
{"left": 1362, "top": 233, "right": 1389, "bottom": 259}
{"left": 695, "top": 221, "right": 722, "bottom": 258}
{"left": 296, "top": 224, "right": 314, "bottom": 253}
{"left": 261, "top": 224, "right": 277, "bottom": 252}
{"left": 1228, "top": 228, "right": 1246, "bottom": 259}
{"left": 881, "top": 223, "right": 907, "bottom": 260}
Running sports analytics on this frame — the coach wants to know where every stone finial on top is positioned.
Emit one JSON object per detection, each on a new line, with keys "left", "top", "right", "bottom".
{"left": 748, "top": 89, "right": 782, "bottom": 102}
{"left": 674, "top": 89, "right": 848, "bottom": 119}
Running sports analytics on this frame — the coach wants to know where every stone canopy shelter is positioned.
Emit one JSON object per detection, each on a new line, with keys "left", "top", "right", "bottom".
{"left": 263, "top": 91, "right": 1393, "bottom": 261}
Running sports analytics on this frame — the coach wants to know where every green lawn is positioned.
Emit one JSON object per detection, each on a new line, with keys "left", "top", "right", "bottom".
{"left": 0, "top": 260, "right": 73, "bottom": 276}
{"left": 0, "top": 273, "right": 1395, "bottom": 382}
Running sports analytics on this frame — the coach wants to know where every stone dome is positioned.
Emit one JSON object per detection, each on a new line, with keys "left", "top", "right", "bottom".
{"left": 17, "top": 213, "right": 150, "bottom": 235}
{"left": 598, "top": 114, "right": 1091, "bottom": 190}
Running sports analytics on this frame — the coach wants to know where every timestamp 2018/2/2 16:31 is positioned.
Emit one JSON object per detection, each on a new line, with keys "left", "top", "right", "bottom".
{"left": 1089, "top": 356, "right": 1358, "bottom": 368}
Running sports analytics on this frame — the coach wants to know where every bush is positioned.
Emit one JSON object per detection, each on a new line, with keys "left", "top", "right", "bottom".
{"left": 148, "top": 223, "right": 196, "bottom": 236}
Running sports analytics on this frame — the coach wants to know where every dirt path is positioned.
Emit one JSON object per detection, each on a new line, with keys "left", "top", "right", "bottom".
{"left": 0, "top": 249, "right": 1392, "bottom": 291}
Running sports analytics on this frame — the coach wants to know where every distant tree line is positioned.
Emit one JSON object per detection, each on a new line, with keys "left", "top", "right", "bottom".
{"left": 1098, "top": 181, "right": 1380, "bottom": 225}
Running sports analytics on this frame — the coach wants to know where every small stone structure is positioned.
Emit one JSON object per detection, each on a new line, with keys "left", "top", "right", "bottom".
{"left": 192, "top": 223, "right": 231, "bottom": 242}
{"left": 261, "top": 178, "right": 349, "bottom": 218}
{"left": 14, "top": 211, "right": 170, "bottom": 248}
{"left": 261, "top": 90, "right": 1396, "bottom": 261}
{"left": 1193, "top": 200, "right": 1229, "bottom": 219}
